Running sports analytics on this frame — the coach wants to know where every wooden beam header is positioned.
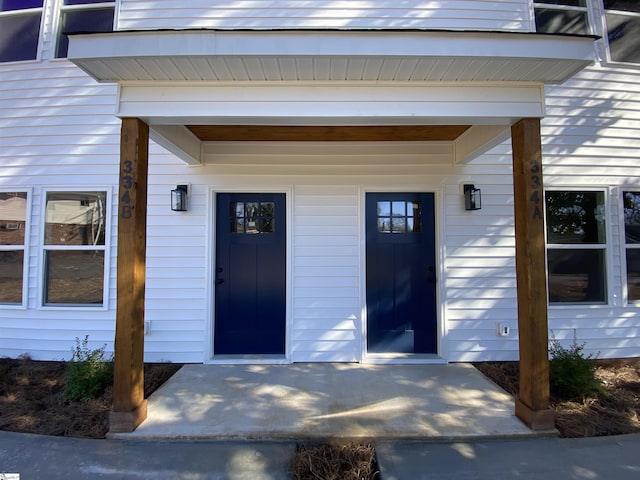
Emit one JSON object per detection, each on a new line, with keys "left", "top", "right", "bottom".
{"left": 186, "top": 125, "right": 471, "bottom": 142}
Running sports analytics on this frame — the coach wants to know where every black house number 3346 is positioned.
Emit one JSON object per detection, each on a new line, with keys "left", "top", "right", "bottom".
{"left": 529, "top": 159, "right": 543, "bottom": 220}
{"left": 120, "top": 159, "right": 134, "bottom": 219}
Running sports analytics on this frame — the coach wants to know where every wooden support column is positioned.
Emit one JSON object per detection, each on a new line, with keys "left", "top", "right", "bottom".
{"left": 110, "top": 118, "right": 149, "bottom": 433}
{"left": 511, "top": 118, "right": 555, "bottom": 430}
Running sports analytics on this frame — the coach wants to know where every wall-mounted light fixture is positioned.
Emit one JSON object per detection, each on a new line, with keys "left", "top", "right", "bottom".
{"left": 464, "top": 184, "right": 481, "bottom": 211}
{"left": 171, "top": 184, "right": 188, "bottom": 211}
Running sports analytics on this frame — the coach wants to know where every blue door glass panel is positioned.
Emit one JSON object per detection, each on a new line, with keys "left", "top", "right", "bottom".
{"left": 214, "top": 193, "right": 286, "bottom": 355}
{"left": 366, "top": 193, "right": 437, "bottom": 354}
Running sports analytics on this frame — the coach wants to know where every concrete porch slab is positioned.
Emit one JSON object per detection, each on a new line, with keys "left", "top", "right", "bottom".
{"left": 113, "top": 363, "right": 551, "bottom": 440}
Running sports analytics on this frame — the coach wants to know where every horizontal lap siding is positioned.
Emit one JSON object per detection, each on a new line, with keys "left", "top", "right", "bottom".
{"left": 119, "top": 0, "right": 531, "bottom": 31}
{"left": 541, "top": 64, "right": 640, "bottom": 360}
{"left": 0, "top": 54, "right": 122, "bottom": 360}
{"left": 444, "top": 150, "right": 520, "bottom": 361}
{"left": 292, "top": 185, "right": 360, "bottom": 362}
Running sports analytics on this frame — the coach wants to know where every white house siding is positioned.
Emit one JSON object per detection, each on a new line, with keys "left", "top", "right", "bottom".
{"left": 541, "top": 62, "right": 640, "bottom": 360}
{"left": 118, "top": 0, "right": 532, "bottom": 31}
{"left": 1, "top": 1, "right": 639, "bottom": 363}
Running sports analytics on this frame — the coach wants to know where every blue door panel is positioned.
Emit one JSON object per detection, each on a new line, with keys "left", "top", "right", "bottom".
{"left": 214, "top": 193, "right": 286, "bottom": 355}
{"left": 366, "top": 193, "right": 437, "bottom": 354}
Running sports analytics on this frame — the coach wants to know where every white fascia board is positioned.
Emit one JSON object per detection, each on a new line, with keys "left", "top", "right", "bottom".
{"left": 149, "top": 125, "right": 202, "bottom": 165}
{"left": 69, "top": 30, "right": 594, "bottom": 62}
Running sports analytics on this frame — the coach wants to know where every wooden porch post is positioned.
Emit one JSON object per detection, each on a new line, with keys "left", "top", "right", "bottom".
{"left": 110, "top": 118, "right": 150, "bottom": 433}
{"left": 511, "top": 118, "right": 555, "bottom": 430}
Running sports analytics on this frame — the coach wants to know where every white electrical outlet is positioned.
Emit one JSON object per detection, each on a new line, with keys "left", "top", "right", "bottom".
{"left": 144, "top": 321, "right": 151, "bottom": 335}
{"left": 497, "top": 323, "right": 510, "bottom": 337}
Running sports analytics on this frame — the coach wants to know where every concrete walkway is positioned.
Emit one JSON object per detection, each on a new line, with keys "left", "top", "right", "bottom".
{"left": 1, "top": 431, "right": 639, "bottom": 479}
{"left": 114, "top": 363, "right": 543, "bottom": 440}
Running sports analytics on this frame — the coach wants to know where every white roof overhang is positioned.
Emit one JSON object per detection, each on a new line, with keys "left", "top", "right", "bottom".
{"left": 69, "top": 30, "right": 594, "bottom": 84}
{"left": 68, "top": 30, "right": 596, "bottom": 165}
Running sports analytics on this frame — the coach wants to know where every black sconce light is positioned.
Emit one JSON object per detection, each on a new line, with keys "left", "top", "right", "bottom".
{"left": 171, "top": 184, "right": 188, "bottom": 211}
{"left": 464, "top": 184, "right": 481, "bottom": 211}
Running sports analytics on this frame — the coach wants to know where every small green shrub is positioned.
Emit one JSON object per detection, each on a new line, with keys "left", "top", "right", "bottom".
{"left": 549, "top": 331, "right": 603, "bottom": 401}
{"left": 64, "top": 336, "right": 113, "bottom": 402}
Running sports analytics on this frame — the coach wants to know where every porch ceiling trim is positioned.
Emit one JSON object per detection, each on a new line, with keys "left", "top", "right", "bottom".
{"left": 68, "top": 30, "right": 595, "bottom": 84}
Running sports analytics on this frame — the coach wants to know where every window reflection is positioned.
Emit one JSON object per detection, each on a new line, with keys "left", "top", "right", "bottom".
{"left": 377, "top": 201, "right": 422, "bottom": 233}
{"left": 230, "top": 201, "right": 275, "bottom": 234}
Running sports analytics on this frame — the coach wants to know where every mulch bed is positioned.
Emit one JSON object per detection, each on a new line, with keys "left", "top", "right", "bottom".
{"left": 474, "top": 359, "right": 640, "bottom": 438}
{"left": 0, "top": 357, "right": 181, "bottom": 439}
{"left": 290, "top": 441, "right": 379, "bottom": 480}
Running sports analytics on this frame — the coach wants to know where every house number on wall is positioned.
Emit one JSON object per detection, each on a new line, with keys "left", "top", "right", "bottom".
{"left": 120, "top": 159, "right": 133, "bottom": 219}
{"left": 529, "top": 159, "right": 543, "bottom": 220}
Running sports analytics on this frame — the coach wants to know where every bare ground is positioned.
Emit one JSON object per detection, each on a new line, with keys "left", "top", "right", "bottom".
{"left": 1, "top": 357, "right": 639, "bottom": 440}
{"left": 474, "top": 359, "right": 640, "bottom": 438}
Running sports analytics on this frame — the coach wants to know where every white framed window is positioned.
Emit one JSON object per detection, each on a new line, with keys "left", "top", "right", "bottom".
{"left": 0, "top": 190, "right": 30, "bottom": 307}
{"left": 602, "top": 0, "right": 640, "bottom": 64}
{"left": 545, "top": 190, "right": 608, "bottom": 304}
{"left": 41, "top": 190, "right": 109, "bottom": 307}
{"left": 0, "top": 1, "right": 45, "bottom": 63}
{"left": 55, "top": 0, "right": 115, "bottom": 59}
{"left": 623, "top": 191, "right": 640, "bottom": 303}
{"left": 534, "top": 0, "right": 592, "bottom": 35}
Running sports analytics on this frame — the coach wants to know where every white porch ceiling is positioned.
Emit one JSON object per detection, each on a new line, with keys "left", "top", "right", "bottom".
{"left": 68, "top": 30, "right": 595, "bottom": 84}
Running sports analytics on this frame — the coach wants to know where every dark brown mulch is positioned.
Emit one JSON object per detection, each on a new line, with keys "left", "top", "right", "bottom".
{"left": 474, "top": 359, "right": 640, "bottom": 438}
{"left": 290, "top": 441, "right": 379, "bottom": 480}
{"left": 0, "top": 357, "right": 181, "bottom": 439}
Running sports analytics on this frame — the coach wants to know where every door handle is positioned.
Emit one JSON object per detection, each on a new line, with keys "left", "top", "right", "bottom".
{"left": 215, "top": 279, "right": 224, "bottom": 285}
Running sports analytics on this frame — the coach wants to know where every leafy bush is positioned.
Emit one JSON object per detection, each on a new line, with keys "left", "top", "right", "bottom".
{"left": 549, "top": 331, "right": 603, "bottom": 401}
{"left": 64, "top": 336, "right": 113, "bottom": 402}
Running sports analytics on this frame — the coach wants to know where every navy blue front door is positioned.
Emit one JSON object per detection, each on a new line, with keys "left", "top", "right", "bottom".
{"left": 366, "top": 193, "right": 437, "bottom": 354}
{"left": 214, "top": 193, "right": 286, "bottom": 355}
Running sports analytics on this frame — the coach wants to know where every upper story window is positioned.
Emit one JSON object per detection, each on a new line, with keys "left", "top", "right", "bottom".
{"left": 42, "top": 191, "right": 108, "bottom": 306}
{"left": 0, "top": 1, "right": 44, "bottom": 63}
{"left": 534, "top": 1, "right": 591, "bottom": 35}
{"left": 545, "top": 190, "right": 608, "bottom": 304}
{"left": 56, "top": 0, "right": 115, "bottom": 58}
{"left": 0, "top": 192, "right": 29, "bottom": 306}
{"left": 603, "top": 0, "right": 640, "bottom": 64}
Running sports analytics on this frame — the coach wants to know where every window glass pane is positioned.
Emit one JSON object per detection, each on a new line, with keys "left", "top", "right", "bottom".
{"left": 1, "top": 1, "right": 43, "bottom": 11}
{"left": 547, "top": 249, "right": 607, "bottom": 303}
{"left": 45, "top": 192, "right": 107, "bottom": 246}
{"left": 623, "top": 191, "right": 640, "bottom": 243}
{"left": 536, "top": 0, "right": 586, "bottom": 6}
{"left": 546, "top": 191, "right": 606, "bottom": 244}
{"left": 391, "top": 201, "right": 406, "bottom": 217}
{"left": 44, "top": 250, "right": 104, "bottom": 304}
{"left": 232, "top": 202, "right": 244, "bottom": 218}
{"left": 410, "top": 202, "right": 422, "bottom": 232}
{"left": 627, "top": 249, "right": 640, "bottom": 301}
{"left": 605, "top": 0, "right": 640, "bottom": 13}
{"left": 535, "top": 8, "right": 590, "bottom": 34}
{"left": 606, "top": 13, "right": 640, "bottom": 63}
{"left": 377, "top": 202, "right": 391, "bottom": 216}
{"left": 378, "top": 217, "right": 391, "bottom": 233}
{"left": 64, "top": 0, "right": 114, "bottom": 4}
{"left": 0, "top": 250, "right": 23, "bottom": 304}
{"left": 0, "top": 12, "right": 41, "bottom": 62}
{"left": 261, "top": 217, "right": 274, "bottom": 233}
{"left": 56, "top": 7, "right": 114, "bottom": 58}
{"left": 0, "top": 192, "right": 27, "bottom": 245}
{"left": 392, "top": 217, "right": 407, "bottom": 233}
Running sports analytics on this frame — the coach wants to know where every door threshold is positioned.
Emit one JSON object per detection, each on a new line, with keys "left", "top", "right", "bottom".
{"left": 207, "top": 355, "right": 289, "bottom": 365}
{"left": 364, "top": 353, "right": 446, "bottom": 364}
